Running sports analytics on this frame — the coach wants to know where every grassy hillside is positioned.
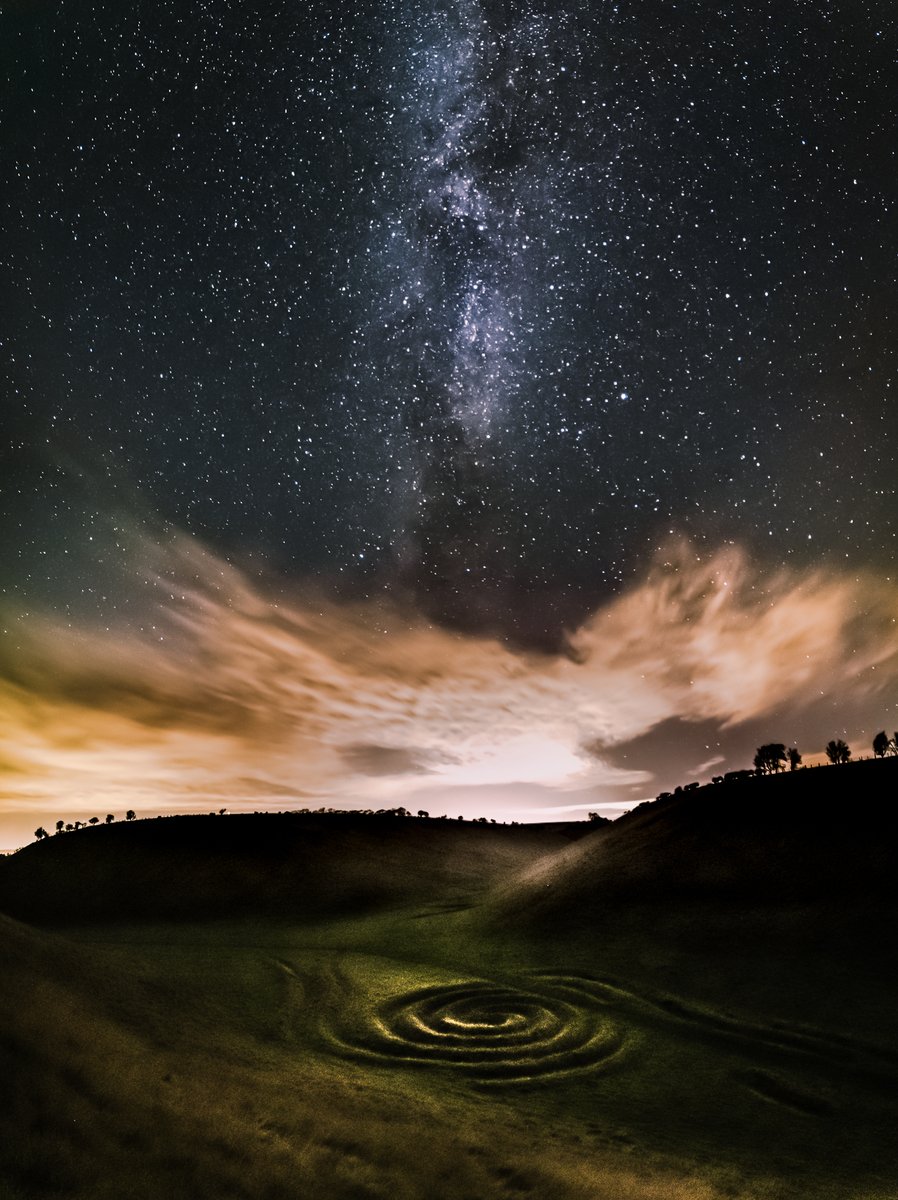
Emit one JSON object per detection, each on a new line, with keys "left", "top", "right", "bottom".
{"left": 477, "top": 758, "right": 898, "bottom": 1105}
{"left": 2, "top": 907, "right": 793, "bottom": 1200}
{"left": 0, "top": 812, "right": 593, "bottom": 924}
{"left": 6, "top": 901, "right": 898, "bottom": 1200}
{"left": 488, "top": 758, "right": 898, "bottom": 922}
{"left": 4, "top": 768, "right": 898, "bottom": 1199}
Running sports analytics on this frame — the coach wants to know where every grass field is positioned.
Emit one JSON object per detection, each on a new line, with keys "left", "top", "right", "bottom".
{"left": 3, "top": 774, "right": 898, "bottom": 1199}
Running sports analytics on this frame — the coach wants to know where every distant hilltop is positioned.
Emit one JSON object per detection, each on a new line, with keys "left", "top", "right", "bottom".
{"left": 3, "top": 757, "right": 897, "bottom": 928}
{"left": 0, "top": 812, "right": 591, "bottom": 925}
{"left": 486, "top": 755, "right": 898, "bottom": 934}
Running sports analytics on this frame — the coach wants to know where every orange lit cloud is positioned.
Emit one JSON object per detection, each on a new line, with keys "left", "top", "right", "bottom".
{"left": 570, "top": 542, "right": 898, "bottom": 731}
{"left": 1, "top": 533, "right": 897, "bottom": 844}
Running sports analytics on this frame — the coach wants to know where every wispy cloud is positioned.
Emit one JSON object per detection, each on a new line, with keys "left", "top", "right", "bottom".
{"left": 570, "top": 541, "right": 898, "bottom": 731}
{"left": 1, "top": 531, "right": 896, "bottom": 840}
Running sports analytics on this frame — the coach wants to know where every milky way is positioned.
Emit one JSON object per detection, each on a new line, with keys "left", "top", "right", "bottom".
{"left": 363, "top": 0, "right": 596, "bottom": 636}
{"left": 3, "top": 0, "right": 895, "bottom": 643}
{"left": 0, "top": 0, "right": 896, "bottom": 841}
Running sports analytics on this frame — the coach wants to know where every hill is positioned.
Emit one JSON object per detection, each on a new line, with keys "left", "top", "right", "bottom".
{"left": 487, "top": 758, "right": 898, "bottom": 930}
{"left": 4, "top": 781, "right": 898, "bottom": 1199}
{"left": 0, "top": 811, "right": 595, "bottom": 924}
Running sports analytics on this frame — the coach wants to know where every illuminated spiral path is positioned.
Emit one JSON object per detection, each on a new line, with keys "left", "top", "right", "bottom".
{"left": 324, "top": 973, "right": 628, "bottom": 1084}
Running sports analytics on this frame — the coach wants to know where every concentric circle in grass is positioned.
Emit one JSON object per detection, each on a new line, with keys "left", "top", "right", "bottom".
{"left": 325, "top": 974, "right": 626, "bottom": 1083}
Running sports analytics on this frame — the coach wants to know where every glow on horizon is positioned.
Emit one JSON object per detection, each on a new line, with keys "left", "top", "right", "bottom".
{"left": 1, "top": 531, "right": 897, "bottom": 847}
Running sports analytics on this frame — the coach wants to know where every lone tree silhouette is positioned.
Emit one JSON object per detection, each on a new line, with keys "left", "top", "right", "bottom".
{"left": 787, "top": 747, "right": 802, "bottom": 771}
{"left": 105, "top": 813, "right": 115, "bottom": 824}
{"left": 873, "top": 730, "right": 890, "bottom": 759}
{"left": 125, "top": 809, "right": 136, "bottom": 822}
{"left": 55, "top": 820, "right": 64, "bottom": 834}
{"left": 88, "top": 816, "right": 100, "bottom": 826}
{"left": 825, "top": 738, "right": 851, "bottom": 765}
{"left": 753, "top": 743, "right": 787, "bottom": 774}
{"left": 34, "top": 827, "right": 48, "bottom": 841}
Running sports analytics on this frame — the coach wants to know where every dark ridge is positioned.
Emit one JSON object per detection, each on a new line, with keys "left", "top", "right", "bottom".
{"left": 0, "top": 812, "right": 594, "bottom": 925}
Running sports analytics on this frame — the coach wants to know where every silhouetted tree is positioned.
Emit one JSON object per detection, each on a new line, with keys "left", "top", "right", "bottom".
{"left": 218, "top": 808, "right": 226, "bottom": 816}
{"left": 787, "top": 747, "right": 802, "bottom": 771}
{"left": 873, "top": 730, "right": 890, "bottom": 758}
{"left": 825, "top": 738, "right": 851, "bottom": 765}
{"left": 754, "top": 743, "right": 787, "bottom": 774}
{"left": 65, "top": 823, "right": 74, "bottom": 831}
{"left": 55, "top": 820, "right": 64, "bottom": 834}
{"left": 587, "top": 811, "right": 603, "bottom": 820}
{"left": 34, "top": 827, "right": 48, "bottom": 840}
{"left": 891, "top": 733, "right": 898, "bottom": 757}
{"left": 105, "top": 814, "right": 115, "bottom": 824}
{"left": 88, "top": 816, "right": 100, "bottom": 826}
{"left": 125, "top": 809, "right": 136, "bottom": 821}
{"left": 417, "top": 810, "right": 429, "bottom": 818}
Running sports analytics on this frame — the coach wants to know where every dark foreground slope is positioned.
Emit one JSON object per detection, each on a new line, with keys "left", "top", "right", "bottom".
{"left": 0, "top": 812, "right": 593, "bottom": 924}
{"left": 0, "top": 913, "right": 232, "bottom": 1199}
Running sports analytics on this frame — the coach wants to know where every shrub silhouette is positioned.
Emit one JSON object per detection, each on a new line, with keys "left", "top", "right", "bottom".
{"left": 753, "top": 744, "right": 787, "bottom": 774}
{"left": 825, "top": 738, "right": 851, "bottom": 765}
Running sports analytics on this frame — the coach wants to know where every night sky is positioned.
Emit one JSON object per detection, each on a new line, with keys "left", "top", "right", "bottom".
{"left": 2, "top": 0, "right": 897, "bottom": 845}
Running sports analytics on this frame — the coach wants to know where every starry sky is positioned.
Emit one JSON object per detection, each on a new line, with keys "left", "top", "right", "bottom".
{"left": 1, "top": 0, "right": 897, "bottom": 845}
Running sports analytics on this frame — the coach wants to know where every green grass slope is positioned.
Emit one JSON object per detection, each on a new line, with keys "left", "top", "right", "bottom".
{"left": 6, "top": 894, "right": 898, "bottom": 1200}
{"left": 2, "top": 908, "right": 779, "bottom": 1200}
{"left": 0, "top": 812, "right": 592, "bottom": 924}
